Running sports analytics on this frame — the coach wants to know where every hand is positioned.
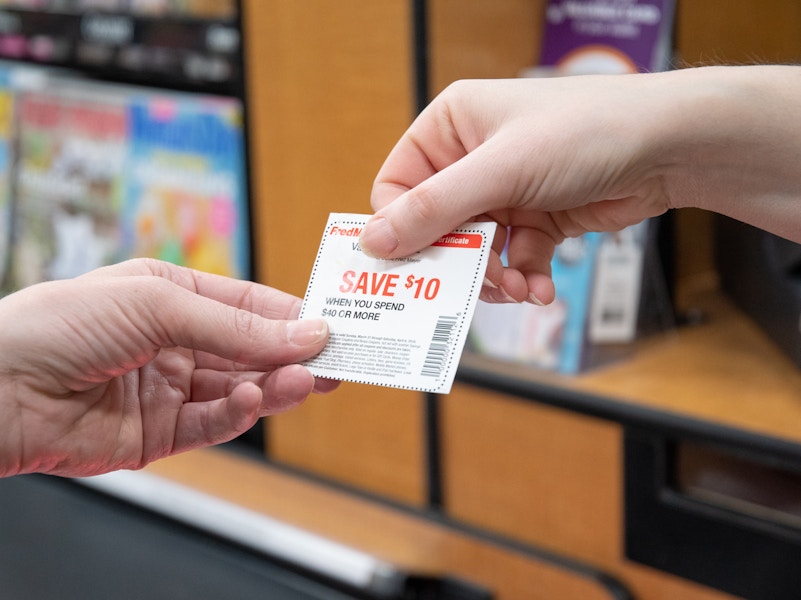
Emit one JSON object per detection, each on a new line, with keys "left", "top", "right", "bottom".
{"left": 0, "top": 258, "right": 337, "bottom": 478}
{"left": 360, "top": 66, "right": 801, "bottom": 304}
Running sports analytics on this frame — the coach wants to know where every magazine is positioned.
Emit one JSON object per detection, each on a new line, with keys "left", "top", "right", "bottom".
{"left": 10, "top": 85, "right": 128, "bottom": 290}
{"left": 122, "top": 93, "right": 249, "bottom": 279}
{"left": 0, "top": 65, "right": 15, "bottom": 293}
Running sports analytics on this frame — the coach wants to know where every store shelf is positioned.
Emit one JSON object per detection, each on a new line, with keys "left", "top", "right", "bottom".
{"left": 0, "top": 7, "right": 242, "bottom": 92}
{"left": 457, "top": 287, "right": 801, "bottom": 455}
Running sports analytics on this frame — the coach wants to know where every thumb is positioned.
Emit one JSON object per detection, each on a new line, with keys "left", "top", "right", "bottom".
{"left": 361, "top": 146, "right": 520, "bottom": 258}
{"left": 134, "top": 278, "right": 330, "bottom": 367}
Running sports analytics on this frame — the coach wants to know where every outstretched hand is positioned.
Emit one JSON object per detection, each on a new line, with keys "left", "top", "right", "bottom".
{"left": 0, "top": 259, "right": 336, "bottom": 478}
{"left": 361, "top": 66, "right": 801, "bottom": 304}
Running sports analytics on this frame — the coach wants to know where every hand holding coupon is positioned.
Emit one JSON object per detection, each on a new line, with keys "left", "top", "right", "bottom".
{"left": 300, "top": 213, "right": 495, "bottom": 394}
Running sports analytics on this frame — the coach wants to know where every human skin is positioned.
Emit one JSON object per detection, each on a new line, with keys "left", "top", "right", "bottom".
{"left": 0, "top": 258, "right": 337, "bottom": 477}
{"left": 361, "top": 65, "right": 801, "bottom": 305}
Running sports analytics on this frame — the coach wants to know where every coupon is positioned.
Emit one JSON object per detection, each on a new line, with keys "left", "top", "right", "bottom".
{"left": 299, "top": 213, "right": 496, "bottom": 394}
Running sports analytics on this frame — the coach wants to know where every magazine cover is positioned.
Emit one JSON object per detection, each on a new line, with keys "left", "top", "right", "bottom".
{"left": 122, "top": 94, "right": 249, "bottom": 279}
{"left": 0, "top": 65, "right": 15, "bottom": 294}
{"left": 10, "top": 86, "right": 128, "bottom": 290}
{"left": 537, "top": 0, "right": 675, "bottom": 75}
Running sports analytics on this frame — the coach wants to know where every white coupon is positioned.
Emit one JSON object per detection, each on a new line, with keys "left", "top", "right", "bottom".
{"left": 299, "top": 213, "right": 496, "bottom": 394}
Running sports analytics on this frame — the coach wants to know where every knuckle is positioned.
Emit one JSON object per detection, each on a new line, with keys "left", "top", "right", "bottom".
{"left": 405, "top": 184, "right": 442, "bottom": 224}
{"left": 231, "top": 307, "right": 258, "bottom": 337}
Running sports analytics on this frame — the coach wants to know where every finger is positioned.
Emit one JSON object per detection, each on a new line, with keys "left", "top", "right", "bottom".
{"left": 524, "top": 272, "right": 556, "bottom": 306}
{"left": 370, "top": 93, "right": 475, "bottom": 212}
{"left": 190, "top": 368, "right": 272, "bottom": 403}
{"left": 172, "top": 365, "right": 316, "bottom": 454}
{"left": 193, "top": 270, "right": 303, "bottom": 320}
{"left": 83, "top": 258, "right": 303, "bottom": 320}
{"left": 362, "top": 145, "right": 523, "bottom": 259}
{"left": 172, "top": 382, "right": 262, "bottom": 455}
{"left": 312, "top": 377, "right": 340, "bottom": 394}
{"left": 190, "top": 368, "right": 338, "bottom": 403}
{"left": 482, "top": 251, "right": 505, "bottom": 290}
{"left": 481, "top": 268, "right": 529, "bottom": 303}
{"left": 129, "top": 278, "right": 329, "bottom": 367}
{"left": 507, "top": 225, "right": 559, "bottom": 306}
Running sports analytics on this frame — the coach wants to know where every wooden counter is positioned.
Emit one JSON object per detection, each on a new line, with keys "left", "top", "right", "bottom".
{"left": 458, "top": 286, "right": 801, "bottom": 451}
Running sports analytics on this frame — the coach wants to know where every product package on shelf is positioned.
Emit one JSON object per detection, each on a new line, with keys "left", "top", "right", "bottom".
{"left": 0, "top": 64, "right": 250, "bottom": 295}
{"left": 0, "top": 66, "right": 15, "bottom": 292}
{"left": 123, "top": 93, "right": 249, "bottom": 279}
{"left": 467, "top": 0, "right": 676, "bottom": 375}
{"left": 530, "top": 0, "right": 675, "bottom": 77}
{"left": 471, "top": 232, "right": 604, "bottom": 374}
{"left": 10, "top": 85, "right": 128, "bottom": 290}
{"left": 468, "top": 220, "right": 675, "bottom": 375}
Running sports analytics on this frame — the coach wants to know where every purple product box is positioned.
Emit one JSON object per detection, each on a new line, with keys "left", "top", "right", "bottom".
{"left": 539, "top": 0, "right": 675, "bottom": 74}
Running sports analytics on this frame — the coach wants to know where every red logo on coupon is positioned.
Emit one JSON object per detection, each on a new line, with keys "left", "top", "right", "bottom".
{"left": 432, "top": 233, "right": 483, "bottom": 248}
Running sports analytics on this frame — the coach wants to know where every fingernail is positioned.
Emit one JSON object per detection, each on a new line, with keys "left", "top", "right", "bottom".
{"left": 287, "top": 319, "right": 328, "bottom": 345}
{"left": 482, "top": 277, "right": 497, "bottom": 289}
{"left": 498, "top": 287, "right": 517, "bottom": 303}
{"left": 360, "top": 216, "right": 399, "bottom": 258}
{"left": 527, "top": 293, "right": 545, "bottom": 306}
{"left": 490, "top": 286, "right": 516, "bottom": 303}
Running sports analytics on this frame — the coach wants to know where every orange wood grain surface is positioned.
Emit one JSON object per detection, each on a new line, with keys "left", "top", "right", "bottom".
{"left": 459, "top": 289, "right": 801, "bottom": 446}
{"left": 241, "top": 0, "right": 425, "bottom": 505}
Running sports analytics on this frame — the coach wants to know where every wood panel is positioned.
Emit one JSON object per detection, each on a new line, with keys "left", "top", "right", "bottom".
{"left": 427, "top": 0, "right": 546, "bottom": 96}
{"left": 675, "top": 0, "right": 801, "bottom": 66}
{"left": 577, "top": 292, "right": 801, "bottom": 445}
{"left": 441, "top": 383, "right": 623, "bottom": 563}
{"left": 460, "top": 290, "right": 801, "bottom": 446}
{"left": 440, "top": 384, "right": 739, "bottom": 600}
{"left": 241, "top": 0, "right": 415, "bottom": 295}
{"left": 241, "top": 0, "right": 425, "bottom": 505}
{"left": 266, "top": 386, "right": 426, "bottom": 504}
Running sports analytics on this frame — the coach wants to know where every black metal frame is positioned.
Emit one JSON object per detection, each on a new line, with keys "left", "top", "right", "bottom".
{"left": 625, "top": 428, "right": 801, "bottom": 600}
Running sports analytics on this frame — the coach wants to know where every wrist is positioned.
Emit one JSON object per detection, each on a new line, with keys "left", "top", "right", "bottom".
{"left": 656, "top": 65, "right": 801, "bottom": 241}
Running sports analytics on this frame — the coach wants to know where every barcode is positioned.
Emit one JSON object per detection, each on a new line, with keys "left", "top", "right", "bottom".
{"left": 421, "top": 315, "right": 457, "bottom": 378}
